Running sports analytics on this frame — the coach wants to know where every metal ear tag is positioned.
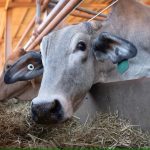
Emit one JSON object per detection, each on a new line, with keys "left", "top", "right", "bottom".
{"left": 117, "top": 60, "right": 129, "bottom": 74}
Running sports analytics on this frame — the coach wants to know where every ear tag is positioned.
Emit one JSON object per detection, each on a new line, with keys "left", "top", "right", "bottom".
{"left": 117, "top": 60, "right": 129, "bottom": 74}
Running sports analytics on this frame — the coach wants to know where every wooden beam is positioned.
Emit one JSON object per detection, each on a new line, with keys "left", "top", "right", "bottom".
{"left": 0, "top": 11, "right": 6, "bottom": 39}
{"left": 13, "top": 8, "right": 29, "bottom": 38}
{"left": 76, "top": 6, "right": 107, "bottom": 18}
{"left": 0, "top": 38, "right": 4, "bottom": 44}
{"left": 10, "top": 2, "right": 35, "bottom": 8}
{"left": 0, "top": 0, "right": 12, "bottom": 39}
{"left": 4, "top": 9, "right": 12, "bottom": 59}
{"left": 13, "top": 36, "right": 32, "bottom": 42}
{"left": 3, "top": 0, "right": 13, "bottom": 60}
{"left": 0, "top": 2, "right": 35, "bottom": 8}
{"left": 71, "top": 10, "right": 105, "bottom": 21}
{"left": 5, "top": 0, "right": 12, "bottom": 10}
{"left": 50, "top": 2, "right": 107, "bottom": 18}
{"left": 0, "top": 2, "right": 109, "bottom": 8}
{"left": 0, "top": 2, "right": 5, "bottom": 7}
{"left": 80, "top": 3, "right": 108, "bottom": 8}
{"left": 13, "top": 0, "right": 32, "bottom": 39}
{"left": 145, "top": 1, "right": 150, "bottom": 5}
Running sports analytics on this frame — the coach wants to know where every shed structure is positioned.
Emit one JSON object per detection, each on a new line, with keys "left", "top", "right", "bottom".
{"left": 0, "top": 0, "right": 112, "bottom": 71}
{"left": 0, "top": 0, "right": 150, "bottom": 130}
{"left": 0, "top": 0, "right": 150, "bottom": 71}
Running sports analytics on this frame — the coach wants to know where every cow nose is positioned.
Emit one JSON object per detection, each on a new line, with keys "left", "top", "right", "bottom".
{"left": 4, "top": 72, "right": 11, "bottom": 84}
{"left": 31, "top": 99, "right": 64, "bottom": 124}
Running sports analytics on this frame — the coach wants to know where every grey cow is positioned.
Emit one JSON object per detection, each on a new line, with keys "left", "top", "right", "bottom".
{"left": 31, "top": 0, "right": 144, "bottom": 124}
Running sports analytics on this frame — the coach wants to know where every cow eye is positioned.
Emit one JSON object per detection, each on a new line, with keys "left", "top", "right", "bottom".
{"left": 5, "top": 64, "right": 12, "bottom": 72}
{"left": 76, "top": 41, "right": 87, "bottom": 51}
{"left": 6, "top": 64, "right": 11, "bottom": 70}
{"left": 27, "top": 64, "right": 34, "bottom": 71}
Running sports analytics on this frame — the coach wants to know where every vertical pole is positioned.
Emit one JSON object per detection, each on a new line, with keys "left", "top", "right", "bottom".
{"left": 4, "top": 8, "right": 12, "bottom": 60}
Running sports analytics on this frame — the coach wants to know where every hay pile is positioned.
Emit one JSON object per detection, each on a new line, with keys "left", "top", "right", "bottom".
{"left": 0, "top": 99, "right": 150, "bottom": 148}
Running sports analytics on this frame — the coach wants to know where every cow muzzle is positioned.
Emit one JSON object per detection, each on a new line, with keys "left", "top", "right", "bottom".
{"left": 31, "top": 99, "right": 64, "bottom": 124}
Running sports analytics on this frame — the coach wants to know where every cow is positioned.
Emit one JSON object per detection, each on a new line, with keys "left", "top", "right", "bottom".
{"left": 4, "top": 51, "right": 43, "bottom": 84}
{"left": 28, "top": 0, "right": 150, "bottom": 124}
{"left": 0, "top": 48, "right": 41, "bottom": 101}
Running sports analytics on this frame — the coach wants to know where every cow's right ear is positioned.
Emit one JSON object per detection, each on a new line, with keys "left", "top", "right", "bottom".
{"left": 92, "top": 32, "right": 137, "bottom": 64}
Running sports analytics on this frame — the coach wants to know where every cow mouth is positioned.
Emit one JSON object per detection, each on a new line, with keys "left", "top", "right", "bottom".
{"left": 32, "top": 112, "right": 65, "bottom": 125}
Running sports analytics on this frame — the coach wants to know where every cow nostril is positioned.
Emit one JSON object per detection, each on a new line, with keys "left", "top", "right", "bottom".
{"left": 50, "top": 99, "right": 62, "bottom": 113}
{"left": 4, "top": 73, "right": 11, "bottom": 84}
{"left": 31, "top": 99, "right": 63, "bottom": 124}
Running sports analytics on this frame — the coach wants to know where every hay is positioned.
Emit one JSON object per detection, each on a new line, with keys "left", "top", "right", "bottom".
{"left": 0, "top": 99, "right": 150, "bottom": 148}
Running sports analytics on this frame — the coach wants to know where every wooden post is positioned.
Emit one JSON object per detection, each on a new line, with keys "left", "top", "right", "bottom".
{"left": 4, "top": 8, "right": 12, "bottom": 59}
{"left": 4, "top": 0, "right": 12, "bottom": 60}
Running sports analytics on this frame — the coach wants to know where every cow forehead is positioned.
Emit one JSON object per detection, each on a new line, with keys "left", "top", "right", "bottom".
{"left": 40, "top": 23, "right": 91, "bottom": 57}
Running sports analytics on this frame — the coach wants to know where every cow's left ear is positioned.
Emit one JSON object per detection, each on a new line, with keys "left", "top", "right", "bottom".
{"left": 92, "top": 32, "right": 137, "bottom": 64}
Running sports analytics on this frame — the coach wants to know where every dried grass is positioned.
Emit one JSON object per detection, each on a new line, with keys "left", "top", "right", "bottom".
{"left": 0, "top": 99, "right": 150, "bottom": 148}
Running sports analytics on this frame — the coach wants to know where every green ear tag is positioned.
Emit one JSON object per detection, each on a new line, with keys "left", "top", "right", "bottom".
{"left": 117, "top": 60, "right": 129, "bottom": 74}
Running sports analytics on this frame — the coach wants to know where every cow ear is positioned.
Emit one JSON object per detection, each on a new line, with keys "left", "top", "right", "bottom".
{"left": 19, "top": 47, "right": 26, "bottom": 55}
{"left": 92, "top": 32, "right": 137, "bottom": 64}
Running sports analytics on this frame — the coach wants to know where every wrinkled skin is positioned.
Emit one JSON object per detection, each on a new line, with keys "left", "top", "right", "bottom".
{"left": 31, "top": 22, "right": 137, "bottom": 124}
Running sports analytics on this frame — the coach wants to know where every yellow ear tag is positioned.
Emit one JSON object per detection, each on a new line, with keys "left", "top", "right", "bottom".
{"left": 117, "top": 60, "right": 129, "bottom": 74}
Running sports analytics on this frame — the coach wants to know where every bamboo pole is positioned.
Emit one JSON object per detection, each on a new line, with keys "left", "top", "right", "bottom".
{"left": 14, "top": 0, "right": 50, "bottom": 51}
{"left": 50, "top": 1, "right": 107, "bottom": 18}
{"left": 49, "top": 3, "right": 105, "bottom": 21}
{"left": 36, "top": 0, "right": 42, "bottom": 25}
{"left": 26, "top": 0, "right": 84, "bottom": 51}
{"left": 24, "top": 0, "right": 70, "bottom": 50}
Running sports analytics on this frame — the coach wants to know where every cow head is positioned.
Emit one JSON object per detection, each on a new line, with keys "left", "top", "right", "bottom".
{"left": 0, "top": 48, "right": 31, "bottom": 101}
{"left": 30, "top": 22, "right": 137, "bottom": 124}
{"left": 4, "top": 51, "right": 43, "bottom": 84}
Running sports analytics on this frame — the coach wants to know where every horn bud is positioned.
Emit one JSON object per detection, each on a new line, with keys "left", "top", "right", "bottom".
{"left": 89, "top": 20, "right": 102, "bottom": 31}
